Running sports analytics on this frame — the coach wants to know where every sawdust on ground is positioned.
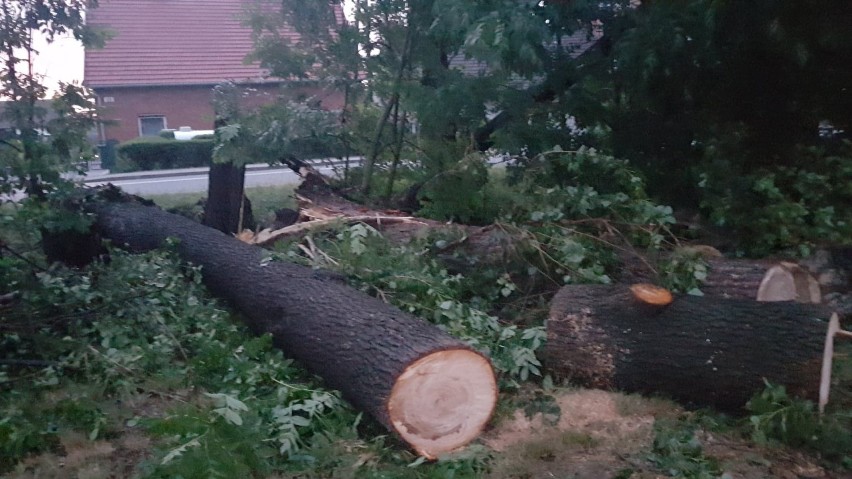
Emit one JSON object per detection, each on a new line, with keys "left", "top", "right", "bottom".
{"left": 481, "top": 388, "right": 838, "bottom": 479}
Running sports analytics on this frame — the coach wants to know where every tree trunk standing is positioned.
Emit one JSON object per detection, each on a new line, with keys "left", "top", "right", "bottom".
{"left": 202, "top": 161, "right": 254, "bottom": 234}
{"left": 384, "top": 102, "right": 406, "bottom": 201}
{"left": 90, "top": 199, "right": 497, "bottom": 458}
{"left": 544, "top": 284, "right": 832, "bottom": 412}
{"left": 361, "top": 24, "right": 412, "bottom": 196}
{"left": 362, "top": 93, "right": 398, "bottom": 196}
{"left": 203, "top": 114, "right": 254, "bottom": 235}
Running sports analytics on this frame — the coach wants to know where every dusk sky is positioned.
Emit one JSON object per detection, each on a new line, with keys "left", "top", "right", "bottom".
{"left": 33, "top": 33, "right": 85, "bottom": 94}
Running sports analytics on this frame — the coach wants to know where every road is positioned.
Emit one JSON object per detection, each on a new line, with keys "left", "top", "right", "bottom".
{"left": 83, "top": 161, "right": 351, "bottom": 196}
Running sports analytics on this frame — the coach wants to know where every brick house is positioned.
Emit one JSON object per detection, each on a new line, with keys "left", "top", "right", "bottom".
{"left": 84, "top": 0, "right": 345, "bottom": 143}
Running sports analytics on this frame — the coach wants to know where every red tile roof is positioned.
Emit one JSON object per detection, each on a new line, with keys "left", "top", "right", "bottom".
{"left": 85, "top": 0, "right": 331, "bottom": 88}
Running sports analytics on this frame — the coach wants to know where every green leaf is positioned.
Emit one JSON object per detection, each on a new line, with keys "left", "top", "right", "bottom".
{"left": 161, "top": 438, "right": 201, "bottom": 465}
{"left": 225, "top": 395, "right": 249, "bottom": 412}
{"left": 221, "top": 408, "right": 243, "bottom": 426}
{"left": 217, "top": 124, "right": 242, "bottom": 143}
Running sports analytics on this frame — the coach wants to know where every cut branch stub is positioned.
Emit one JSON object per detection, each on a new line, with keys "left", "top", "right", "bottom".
{"left": 630, "top": 283, "right": 673, "bottom": 306}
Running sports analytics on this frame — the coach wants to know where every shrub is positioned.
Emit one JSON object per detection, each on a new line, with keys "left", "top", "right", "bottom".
{"left": 699, "top": 143, "right": 852, "bottom": 256}
{"left": 288, "top": 136, "right": 351, "bottom": 160}
{"left": 417, "top": 154, "right": 495, "bottom": 224}
{"left": 649, "top": 419, "right": 722, "bottom": 479}
{"left": 747, "top": 381, "right": 852, "bottom": 461}
{"left": 115, "top": 137, "right": 214, "bottom": 172}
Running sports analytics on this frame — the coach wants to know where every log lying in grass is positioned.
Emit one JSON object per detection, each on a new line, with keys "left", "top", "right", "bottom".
{"left": 544, "top": 283, "right": 833, "bottom": 412}
{"left": 621, "top": 254, "right": 822, "bottom": 303}
{"left": 90, "top": 196, "right": 497, "bottom": 458}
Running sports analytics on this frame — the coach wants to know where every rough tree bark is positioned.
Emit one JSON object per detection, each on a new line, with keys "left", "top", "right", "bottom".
{"left": 90, "top": 197, "right": 497, "bottom": 458}
{"left": 545, "top": 284, "right": 833, "bottom": 413}
{"left": 203, "top": 161, "right": 254, "bottom": 235}
{"left": 203, "top": 113, "right": 254, "bottom": 235}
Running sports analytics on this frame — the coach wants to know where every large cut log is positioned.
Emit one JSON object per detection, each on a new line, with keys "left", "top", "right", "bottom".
{"left": 90, "top": 197, "right": 497, "bottom": 458}
{"left": 545, "top": 283, "right": 834, "bottom": 412}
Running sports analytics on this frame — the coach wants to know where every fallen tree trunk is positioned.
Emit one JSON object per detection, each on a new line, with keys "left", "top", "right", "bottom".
{"left": 90, "top": 196, "right": 497, "bottom": 458}
{"left": 545, "top": 284, "right": 833, "bottom": 413}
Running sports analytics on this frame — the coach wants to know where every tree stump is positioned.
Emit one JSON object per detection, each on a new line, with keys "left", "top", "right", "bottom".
{"left": 90, "top": 197, "right": 497, "bottom": 458}
{"left": 545, "top": 284, "right": 833, "bottom": 412}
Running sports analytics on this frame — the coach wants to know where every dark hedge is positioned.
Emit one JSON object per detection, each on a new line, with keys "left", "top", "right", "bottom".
{"left": 116, "top": 138, "right": 214, "bottom": 171}
{"left": 115, "top": 136, "right": 353, "bottom": 172}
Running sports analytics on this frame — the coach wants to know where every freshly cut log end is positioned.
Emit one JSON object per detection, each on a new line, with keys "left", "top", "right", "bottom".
{"left": 630, "top": 283, "right": 673, "bottom": 306}
{"left": 388, "top": 349, "right": 497, "bottom": 459}
{"left": 757, "top": 263, "right": 822, "bottom": 303}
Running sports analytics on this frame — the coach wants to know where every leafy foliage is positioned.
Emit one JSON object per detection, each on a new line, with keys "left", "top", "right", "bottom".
{"left": 211, "top": 82, "right": 346, "bottom": 168}
{"left": 569, "top": 0, "right": 852, "bottom": 253}
{"left": 649, "top": 419, "right": 723, "bottom": 479}
{"left": 245, "top": 0, "right": 851, "bottom": 256}
{"left": 416, "top": 152, "right": 503, "bottom": 224}
{"left": 514, "top": 147, "right": 675, "bottom": 246}
{"left": 0, "top": 210, "right": 354, "bottom": 474}
{"left": 0, "top": 1, "right": 107, "bottom": 198}
{"left": 481, "top": 147, "right": 677, "bottom": 287}
{"left": 746, "top": 381, "right": 852, "bottom": 461}
{"left": 700, "top": 143, "right": 852, "bottom": 255}
{"left": 659, "top": 250, "right": 708, "bottom": 295}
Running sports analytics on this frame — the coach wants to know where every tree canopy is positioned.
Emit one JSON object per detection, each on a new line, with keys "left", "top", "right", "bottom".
{"left": 0, "top": 0, "right": 108, "bottom": 197}
{"left": 244, "top": 0, "right": 850, "bottom": 253}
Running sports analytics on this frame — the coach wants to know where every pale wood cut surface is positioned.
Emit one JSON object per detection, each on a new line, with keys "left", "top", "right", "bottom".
{"left": 388, "top": 349, "right": 498, "bottom": 458}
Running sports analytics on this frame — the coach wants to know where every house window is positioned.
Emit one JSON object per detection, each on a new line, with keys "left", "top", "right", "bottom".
{"left": 139, "top": 116, "right": 167, "bottom": 137}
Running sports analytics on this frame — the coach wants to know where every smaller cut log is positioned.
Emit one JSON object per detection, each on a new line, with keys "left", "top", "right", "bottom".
{"left": 706, "top": 260, "right": 820, "bottom": 303}
{"left": 620, "top": 253, "right": 821, "bottom": 303}
{"left": 545, "top": 284, "right": 833, "bottom": 412}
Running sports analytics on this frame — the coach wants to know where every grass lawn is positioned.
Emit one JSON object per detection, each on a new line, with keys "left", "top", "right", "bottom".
{"left": 144, "top": 184, "right": 297, "bottom": 227}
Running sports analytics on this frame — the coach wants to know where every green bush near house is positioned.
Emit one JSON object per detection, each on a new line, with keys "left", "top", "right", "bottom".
{"left": 115, "top": 137, "right": 214, "bottom": 172}
{"left": 114, "top": 136, "right": 351, "bottom": 173}
{"left": 287, "top": 136, "right": 352, "bottom": 160}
